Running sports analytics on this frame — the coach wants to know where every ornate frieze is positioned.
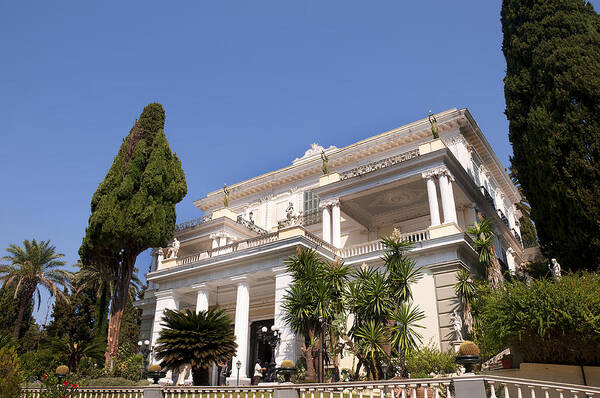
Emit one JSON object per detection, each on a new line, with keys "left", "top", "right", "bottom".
{"left": 340, "top": 148, "right": 420, "bottom": 180}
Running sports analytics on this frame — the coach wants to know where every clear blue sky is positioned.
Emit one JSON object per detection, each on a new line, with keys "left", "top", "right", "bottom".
{"left": 2, "top": 1, "right": 599, "bottom": 323}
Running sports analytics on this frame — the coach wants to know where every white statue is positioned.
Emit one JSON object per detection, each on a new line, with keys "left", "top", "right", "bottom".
{"left": 549, "top": 258, "right": 562, "bottom": 278}
{"left": 450, "top": 309, "right": 464, "bottom": 341}
{"left": 286, "top": 202, "right": 295, "bottom": 220}
{"left": 166, "top": 238, "right": 180, "bottom": 259}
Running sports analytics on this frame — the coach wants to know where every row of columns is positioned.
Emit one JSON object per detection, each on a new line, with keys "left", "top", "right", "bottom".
{"left": 150, "top": 272, "right": 295, "bottom": 385}
{"left": 422, "top": 166, "right": 458, "bottom": 227}
{"left": 321, "top": 198, "right": 341, "bottom": 247}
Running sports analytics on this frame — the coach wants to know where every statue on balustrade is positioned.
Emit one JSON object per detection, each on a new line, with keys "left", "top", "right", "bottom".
{"left": 165, "top": 238, "right": 180, "bottom": 259}
{"left": 286, "top": 202, "right": 295, "bottom": 220}
{"left": 223, "top": 184, "right": 230, "bottom": 208}
{"left": 450, "top": 309, "right": 464, "bottom": 341}
{"left": 321, "top": 150, "right": 329, "bottom": 175}
{"left": 428, "top": 110, "right": 440, "bottom": 139}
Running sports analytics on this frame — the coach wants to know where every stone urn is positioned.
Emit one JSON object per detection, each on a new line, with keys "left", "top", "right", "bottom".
{"left": 275, "top": 359, "right": 297, "bottom": 382}
{"left": 455, "top": 341, "right": 481, "bottom": 373}
{"left": 145, "top": 364, "right": 166, "bottom": 384}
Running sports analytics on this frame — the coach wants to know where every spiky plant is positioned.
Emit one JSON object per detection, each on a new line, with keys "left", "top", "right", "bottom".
{"left": 454, "top": 269, "right": 477, "bottom": 334}
{"left": 467, "top": 218, "right": 504, "bottom": 289}
{"left": 154, "top": 308, "right": 237, "bottom": 385}
{"left": 0, "top": 239, "right": 71, "bottom": 339}
{"left": 390, "top": 303, "right": 425, "bottom": 358}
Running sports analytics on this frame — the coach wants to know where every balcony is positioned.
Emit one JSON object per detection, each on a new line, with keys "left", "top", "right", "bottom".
{"left": 339, "top": 229, "right": 429, "bottom": 257}
{"left": 497, "top": 209, "right": 509, "bottom": 227}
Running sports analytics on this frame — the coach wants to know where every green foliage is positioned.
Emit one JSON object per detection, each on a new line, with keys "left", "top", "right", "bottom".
{"left": 82, "top": 377, "right": 150, "bottom": 387}
{"left": 155, "top": 308, "right": 237, "bottom": 385}
{"left": 108, "top": 345, "right": 143, "bottom": 381}
{"left": 0, "top": 286, "right": 34, "bottom": 339}
{"left": 0, "top": 239, "right": 71, "bottom": 339}
{"left": 19, "top": 348, "right": 65, "bottom": 383}
{"left": 502, "top": 0, "right": 600, "bottom": 270}
{"left": 390, "top": 303, "right": 425, "bottom": 358}
{"left": 454, "top": 269, "right": 477, "bottom": 334}
{"left": 50, "top": 337, "right": 106, "bottom": 373}
{"left": 79, "top": 103, "right": 187, "bottom": 365}
{"left": 466, "top": 218, "right": 503, "bottom": 289}
{"left": 477, "top": 272, "right": 600, "bottom": 365}
{"left": 0, "top": 347, "right": 21, "bottom": 398}
{"left": 403, "top": 344, "right": 457, "bottom": 379}
{"left": 39, "top": 373, "right": 79, "bottom": 398}
{"left": 46, "top": 284, "right": 95, "bottom": 344}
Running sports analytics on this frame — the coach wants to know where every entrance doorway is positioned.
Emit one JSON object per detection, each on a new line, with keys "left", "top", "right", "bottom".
{"left": 248, "top": 319, "right": 274, "bottom": 378}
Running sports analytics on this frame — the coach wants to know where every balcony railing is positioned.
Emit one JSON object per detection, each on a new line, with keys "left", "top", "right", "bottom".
{"left": 497, "top": 209, "right": 509, "bottom": 227}
{"left": 174, "top": 215, "right": 212, "bottom": 232}
{"left": 480, "top": 186, "right": 495, "bottom": 207}
{"left": 340, "top": 148, "right": 420, "bottom": 180}
{"left": 339, "top": 229, "right": 430, "bottom": 258}
{"left": 24, "top": 375, "right": 600, "bottom": 398}
{"left": 236, "top": 215, "right": 268, "bottom": 235}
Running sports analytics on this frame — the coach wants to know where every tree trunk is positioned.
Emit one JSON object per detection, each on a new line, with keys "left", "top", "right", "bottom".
{"left": 104, "top": 253, "right": 136, "bottom": 370}
{"left": 94, "top": 281, "right": 111, "bottom": 338}
{"left": 192, "top": 366, "right": 209, "bottom": 386}
{"left": 12, "top": 284, "right": 34, "bottom": 340}
{"left": 488, "top": 245, "right": 504, "bottom": 289}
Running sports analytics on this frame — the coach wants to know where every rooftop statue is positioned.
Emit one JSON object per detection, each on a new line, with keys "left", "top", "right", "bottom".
{"left": 321, "top": 150, "right": 329, "bottom": 175}
{"left": 223, "top": 184, "right": 230, "bottom": 208}
{"left": 428, "top": 110, "right": 440, "bottom": 139}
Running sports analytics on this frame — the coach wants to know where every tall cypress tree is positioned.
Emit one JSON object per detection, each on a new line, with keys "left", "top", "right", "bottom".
{"left": 502, "top": 0, "right": 600, "bottom": 270}
{"left": 79, "top": 103, "right": 187, "bottom": 368}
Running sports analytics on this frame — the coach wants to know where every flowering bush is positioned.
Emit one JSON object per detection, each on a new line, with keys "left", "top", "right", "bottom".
{"left": 39, "top": 373, "right": 78, "bottom": 398}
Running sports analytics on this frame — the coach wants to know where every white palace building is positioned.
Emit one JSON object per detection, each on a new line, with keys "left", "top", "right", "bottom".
{"left": 135, "top": 108, "right": 524, "bottom": 385}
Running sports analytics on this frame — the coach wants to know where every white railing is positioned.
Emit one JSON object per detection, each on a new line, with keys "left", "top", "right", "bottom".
{"left": 484, "top": 375, "right": 600, "bottom": 398}
{"left": 21, "top": 387, "right": 145, "bottom": 398}
{"left": 163, "top": 385, "right": 275, "bottom": 398}
{"left": 339, "top": 229, "right": 430, "bottom": 258}
{"left": 21, "top": 376, "right": 600, "bottom": 398}
{"left": 297, "top": 379, "right": 454, "bottom": 398}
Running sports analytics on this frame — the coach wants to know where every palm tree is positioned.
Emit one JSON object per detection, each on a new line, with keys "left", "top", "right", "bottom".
{"left": 281, "top": 247, "right": 350, "bottom": 382}
{"left": 0, "top": 239, "right": 71, "bottom": 339}
{"left": 454, "top": 269, "right": 476, "bottom": 334}
{"left": 51, "top": 336, "right": 106, "bottom": 372}
{"left": 467, "top": 218, "right": 504, "bottom": 289}
{"left": 73, "top": 261, "right": 142, "bottom": 338}
{"left": 154, "top": 308, "right": 237, "bottom": 385}
{"left": 345, "top": 230, "right": 424, "bottom": 379}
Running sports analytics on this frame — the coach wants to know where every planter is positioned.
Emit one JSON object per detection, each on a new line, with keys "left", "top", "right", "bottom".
{"left": 455, "top": 355, "right": 480, "bottom": 373}
{"left": 501, "top": 358, "right": 513, "bottom": 369}
{"left": 275, "top": 367, "right": 297, "bottom": 382}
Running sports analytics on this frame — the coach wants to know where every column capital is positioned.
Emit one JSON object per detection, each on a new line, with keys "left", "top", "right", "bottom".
{"left": 154, "top": 288, "right": 179, "bottom": 300}
{"left": 320, "top": 198, "right": 340, "bottom": 208}
{"left": 421, "top": 165, "right": 454, "bottom": 181}
{"left": 230, "top": 275, "right": 249, "bottom": 283}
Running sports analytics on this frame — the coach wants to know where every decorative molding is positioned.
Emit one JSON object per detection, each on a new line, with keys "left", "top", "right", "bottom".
{"left": 421, "top": 166, "right": 454, "bottom": 181}
{"left": 293, "top": 143, "right": 337, "bottom": 164}
{"left": 340, "top": 148, "right": 420, "bottom": 180}
{"left": 319, "top": 198, "right": 340, "bottom": 208}
{"left": 443, "top": 134, "right": 467, "bottom": 147}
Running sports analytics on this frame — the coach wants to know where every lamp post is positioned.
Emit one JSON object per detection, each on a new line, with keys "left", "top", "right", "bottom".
{"left": 137, "top": 340, "right": 152, "bottom": 379}
{"left": 381, "top": 362, "right": 388, "bottom": 397}
{"left": 257, "top": 324, "right": 281, "bottom": 382}
{"left": 236, "top": 359, "right": 242, "bottom": 386}
{"left": 318, "top": 316, "right": 326, "bottom": 383}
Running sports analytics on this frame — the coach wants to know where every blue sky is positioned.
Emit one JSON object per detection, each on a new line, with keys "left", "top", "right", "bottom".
{"left": 2, "top": 1, "right": 599, "bottom": 323}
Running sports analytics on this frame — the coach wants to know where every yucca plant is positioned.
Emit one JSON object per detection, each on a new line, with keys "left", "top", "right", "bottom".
{"left": 154, "top": 308, "right": 237, "bottom": 385}
{"left": 454, "top": 269, "right": 477, "bottom": 334}
{"left": 467, "top": 218, "right": 503, "bottom": 289}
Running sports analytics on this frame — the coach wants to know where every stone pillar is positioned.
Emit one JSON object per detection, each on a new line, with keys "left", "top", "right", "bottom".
{"left": 322, "top": 205, "right": 331, "bottom": 244}
{"left": 423, "top": 175, "right": 441, "bottom": 227}
{"left": 230, "top": 278, "right": 250, "bottom": 385}
{"left": 150, "top": 290, "right": 179, "bottom": 382}
{"left": 193, "top": 285, "right": 209, "bottom": 313}
{"left": 331, "top": 200, "right": 341, "bottom": 248}
{"left": 273, "top": 268, "right": 297, "bottom": 366}
{"left": 438, "top": 172, "right": 457, "bottom": 224}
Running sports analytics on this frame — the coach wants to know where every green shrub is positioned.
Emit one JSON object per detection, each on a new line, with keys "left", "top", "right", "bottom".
{"left": 402, "top": 344, "right": 457, "bottom": 378}
{"left": 19, "top": 349, "right": 64, "bottom": 382}
{"left": 477, "top": 272, "right": 600, "bottom": 365}
{"left": 0, "top": 347, "right": 21, "bottom": 398}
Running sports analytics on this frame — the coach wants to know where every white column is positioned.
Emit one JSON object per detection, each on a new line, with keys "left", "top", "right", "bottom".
{"left": 194, "top": 286, "right": 209, "bottom": 313}
{"left": 231, "top": 278, "right": 250, "bottom": 384}
{"left": 210, "top": 234, "right": 219, "bottom": 249}
{"left": 322, "top": 205, "right": 331, "bottom": 243}
{"left": 438, "top": 173, "right": 457, "bottom": 224}
{"left": 150, "top": 290, "right": 179, "bottom": 352}
{"left": 424, "top": 176, "right": 441, "bottom": 227}
{"left": 273, "top": 269, "right": 296, "bottom": 366}
{"left": 219, "top": 235, "right": 228, "bottom": 247}
{"left": 331, "top": 200, "right": 341, "bottom": 248}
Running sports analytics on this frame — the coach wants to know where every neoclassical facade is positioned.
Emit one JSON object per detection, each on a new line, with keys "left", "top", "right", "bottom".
{"left": 135, "top": 108, "right": 524, "bottom": 385}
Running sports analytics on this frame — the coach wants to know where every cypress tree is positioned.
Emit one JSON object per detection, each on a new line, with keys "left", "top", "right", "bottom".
{"left": 79, "top": 103, "right": 187, "bottom": 368}
{"left": 502, "top": 0, "right": 600, "bottom": 270}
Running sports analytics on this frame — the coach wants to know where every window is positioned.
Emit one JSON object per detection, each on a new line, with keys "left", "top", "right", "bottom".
{"left": 303, "top": 191, "right": 319, "bottom": 214}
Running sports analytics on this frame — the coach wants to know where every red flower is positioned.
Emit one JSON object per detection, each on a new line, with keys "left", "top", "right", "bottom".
{"left": 72, "top": 383, "right": 77, "bottom": 389}
{"left": 43, "top": 374, "right": 48, "bottom": 380}
{"left": 61, "top": 395, "right": 66, "bottom": 398}
{"left": 63, "top": 380, "right": 69, "bottom": 386}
